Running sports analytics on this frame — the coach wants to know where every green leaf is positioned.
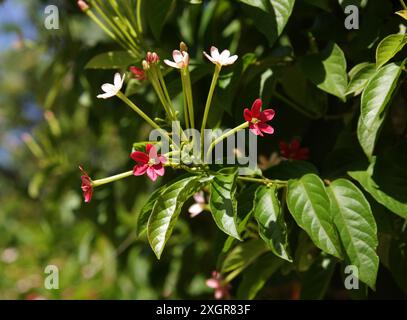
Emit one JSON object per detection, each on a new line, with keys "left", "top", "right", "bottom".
{"left": 300, "top": 254, "right": 337, "bottom": 299}
{"left": 376, "top": 34, "right": 407, "bottom": 69}
{"left": 327, "top": 179, "right": 379, "bottom": 289}
{"left": 254, "top": 186, "right": 292, "bottom": 261}
{"left": 346, "top": 62, "right": 376, "bottom": 96}
{"left": 85, "top": 51, "right": 138, "bottom": 69}
{"left": 237, "top": 253, "right": 284, "bottom": 299}
{"left": 357, "top": 62, "right": 402, "bottom": 159}
{"left": 239, "top": 0, "right": 296, "bottom": 45}
{"left": 349, "top": 163, "right": 407, "bottom": 220}
{"left": 396, "top": 10, "right": 407, "bottom": 20}
{"left": 287, "top": 174, "right": 343, "bottom": 259}
{"left": 147, "top": 176, "right": 202, "bottom": 259}
{"left": 146, "top": 0, "right": 174, "bottom": 40}
{"left": 210, "top": 168, "right": 241, "bottom": 240}
{"left": 136, "top": 185, "right": 167, "bottom": 237}
{"left": 221, "top": 239, "right": 269, "bottom": 282}
{"left": 300, "top": 42, "right": 348, "bottom": 101}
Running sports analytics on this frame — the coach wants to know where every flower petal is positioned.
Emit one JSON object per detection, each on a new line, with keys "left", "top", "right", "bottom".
{"left": 290, "top": 139, "right": 300, "bottom": 151}
{"left": 159, "top": 155, "right": 168, "bottom": 164}
{"left": 220, "top": 49, "right": 231, "bottom": 62}
{"left": 133, "top": 164, "right": 148, "bottom": 176}
{"left": 260, "top": 109, "right": 275, "bottom": 121}
{"left": 243, "top": 108, "right": 252, "bottom": 122}
{"left": 203, "top": 51, "right": 216, "bottom": 64}
{"left": 249, "top": 124, "right": 263, "bottom": 136}
{"left": 251, "top": 99, "right": 263, "bottom": 117}
{"left": 97, "top": 92, "right": 115, "bottom": 99}
{"left": 153, "top": 163, "right": 165, "bottom": 176}
{"left": 225, "top": 55, "right": 238, "bottom": 65}
{"left": 146, "top": 144, "right": 157, "bottom": 159}
{"left": 164, "top": 59, "right": 180, "bottom": 69}
{"left": 193, "top": 191, "right": 205, "bottom": 203}
{"left": 130, "top": 151, "right": 149, "bottom": 164}
{"left": 206, "top": 279, "right": 219, "bottom": 289}
{"left": 172, "top": 50, "right": 183, "bottom": 63}
{"left": 258, "top": 123, "right": 274, "bottom": 135}
{"left": 189, "top": 203, "right": 204, "bottom": 217}
{"left": 146, "top": 166, "right": 158, "bottom": 181}
{"left": 210, "top": 46, "right": 220, "bottom": 60}
{"left": 114, "top": 72, "right": 124, "bottom": 89}
{"left": 101, "top": 83, "right": 116, "bottom": 93}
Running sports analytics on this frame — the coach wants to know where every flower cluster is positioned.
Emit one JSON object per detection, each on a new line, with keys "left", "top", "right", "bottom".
{"left": 81, "top": 45, "right": 276, "bottom": 204}
{"left": 206, "top": 271, "right": 231, "bottom": 300}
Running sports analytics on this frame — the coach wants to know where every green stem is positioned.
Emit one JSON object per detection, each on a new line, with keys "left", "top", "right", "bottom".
{"left": 184, "top": 67, "right": 195, "bottom": 129}
{"left": 206, "top": 122, "right": 249, "bottom": 161}
{"left": 155, "top": 65, "right": 177, "bottom": 119}
{"left": 180, "top": 72, "right": 190, "bottom": 129}
{"left": 93, "top": 170, "right": 133, "bottom": 187}
{"left": 400, "top": 0, "right": 407, "bottom": 10}
{"left": 201, "top": 65, "right": 221, "bottom": 158}
{"left": 237, "top": 176, "right": 287, "bottom": 186}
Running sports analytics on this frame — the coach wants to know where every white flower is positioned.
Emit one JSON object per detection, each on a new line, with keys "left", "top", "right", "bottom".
{"left": 203, "top": 46, "right": 238, "bottom": 67}
{"left": 97, "top": 73, "right": 125, "bottom": 99}
{"left": 188, "top": 191, "right": 206, "bottom": 218}
{"left": 164, "top": 50, "right": 189, "bottom": 69}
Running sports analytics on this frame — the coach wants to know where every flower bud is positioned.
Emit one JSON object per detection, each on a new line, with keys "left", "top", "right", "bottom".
{"left": 146, "top": 51, "right": 160, "bottom": 64}
{"left": 77, "top": 0, "right": 89, "bottom": 12}
{"left": 180, "top": 41, "right": 188, "bottom": 52}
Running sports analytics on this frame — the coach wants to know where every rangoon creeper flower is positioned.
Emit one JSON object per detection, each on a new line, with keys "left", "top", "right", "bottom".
{"left": 188, "top": 191, "right": 207, "bottom": 218}
{"left": 97, "top": 73, "right": 125, "bottom": 99}
{"left": 206, "top": 271, "right": 231, "bottom": 300}
{"left": 279, "top": 139, "right": 310, "bottom": 161}
{"left": 164, "top": 50, "right": 189, "bottom": 69}
{"left": 203, "top": 46, "right": 238, "bottom": 67}
{"left": 243, "top": 98, "right": 275, "bottom": 137}
{"left": 130, "top": 66, "right": 146, "bottom": 81}
{"left": 79, "top": 166, "right": 93, "bottom": 203}
{"left": 146, "top": 51, "right": 160, "bottom": 64}
{"left": 131, "top": 144, "right": 167, "bottom": 182}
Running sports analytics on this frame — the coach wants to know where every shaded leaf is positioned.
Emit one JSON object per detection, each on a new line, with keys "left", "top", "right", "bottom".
{"left": 376, "top": 34, "right": 407, "bottom": 69}
{"left": 85, "top": 51, "right": 138, "bottom": 69}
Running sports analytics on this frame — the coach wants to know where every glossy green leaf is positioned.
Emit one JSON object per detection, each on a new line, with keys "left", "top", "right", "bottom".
{"left": 349, "top": 165, "right": 407, "bottom": 220}
{"left": 239, "top": 0, "right": 296, "bottom": 45}
{"left": 136, "top": 185, "right": 167, "bottom": 237}
{"left": 346, "top": 62, "right": 376, "bottom": 96}
{"left": 287, "top": 174, "right": 342, "bottom": 259}
{"left": 376, "top": 34, "right": 407, "bottom": 69}
{"left": 85, "top": 51, "right": 138, "bottom": 69}
{"left": 237, "top": 253, "right": 284, "bottom": 299}
{"left": 254, "top": 186, "right": 292, "bottom": 261}
{"left": 147, "top": 176, "right": 202, "bottom": 259}
{"left": 210, "top": 168, "right": 241, "bottom": 240}
{"left": 221, "top": 239, "right": 268, "bottom": 282}
{"left": 300, "top": 43, "right": 348, "bottom": 101}
{"left": 327, "top": 179, "right": 379, "bottom": 289}
{"left": 357, "top": 62, "right": 402, "bottom": 159}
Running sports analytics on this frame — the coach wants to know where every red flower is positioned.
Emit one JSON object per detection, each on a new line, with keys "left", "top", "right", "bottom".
{"left": 131, "top": 144, "right": 167, "bottom": 182}
{"left": 206, "top": 271, "right": 231, "bottom": 300}
{"left": 130, "top": 66, "right": 146, "bottom": 81}
{"left": 146, "top": 51, "right": 160, "bottom": 64}
{"left": 79, "top": 166, "right": 93, "bottom": 203}
{"left": 243, "top": 99, "right": 275, "bottom": 137}
{"left": 279, "top": 139, "right": 310, "bottom": 161}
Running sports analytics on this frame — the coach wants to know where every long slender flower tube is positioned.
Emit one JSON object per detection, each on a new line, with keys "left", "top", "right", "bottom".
{"left": 200, "top": 46, "right": 238, "bottom": 159}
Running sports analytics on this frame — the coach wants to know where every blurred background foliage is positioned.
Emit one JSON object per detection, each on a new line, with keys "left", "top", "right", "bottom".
{"left": 0, "top": 0, "right": 406, "bottom": 299}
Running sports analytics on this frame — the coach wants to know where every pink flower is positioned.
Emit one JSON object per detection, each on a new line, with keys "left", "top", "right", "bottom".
{"left": 146, "top": 51, "right": 160, "bottom": 64}
{"left": 206, "top": 271, "right": 231, "bottom": 300}
{"left": 130, "top": 66, "right": 146, "bottom": 81}
{"left": 131, "top": 144, "right": 167, "bottom": 182}
{"left": 164, "top": 50, "right": 189, "bottom": 69}
{"left": 188, "top": 191, "right": 207, "bottom": 218}
{"left": 243, "top": 99, "right": 275, "bottom": 137}
{"left": 79, "top": 166, "right": 93, "bottom": 203}
{"left": 203, "top": 46, "right": 238, "bottom": 67}
{"left": 279, "top": 139, "right": 310, "bottom": 161}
